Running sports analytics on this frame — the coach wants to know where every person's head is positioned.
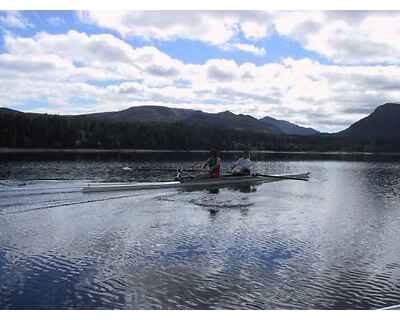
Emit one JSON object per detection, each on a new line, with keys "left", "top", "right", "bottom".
{"left": 242, "top": 150, "right": 250, "bottom": 159}
{"left": 210, "top": 149, "right": 218, "bottom": 157}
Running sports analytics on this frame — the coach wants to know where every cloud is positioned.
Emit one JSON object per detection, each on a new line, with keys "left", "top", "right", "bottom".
{"left": 0, "top": 11, "right": 33, "bottom": 29}
{"left": 145, "top": 64, "right": 179, "bottom": 78}
{"left": 3, "top": 29, "right": 400, "bottom": 132}
{"left": 0, "top": 53, "right": 63, "bottom": 73}
{"left": 78, "top": 11, "right": 275, "bottom": 46}
{"left": 47, "top": 16, "right": 65, "bottom": 26}
{"left": 78, "top": 11, "right": 400, "bottom": 66}
{"left": 3, "top": 31, "right": 185, "bottom": 82}
{"left": 78, "top": 11, "right": 238, "bottom": 45}
{"left": 274, "top": 11, "right": 400, "bottom": 65}
{"left": 109, "top": 82, "right": 144, "bottom": 95}
{"left": 206, "top": 59, "right": 238, "bottom": 82}
{"left": 229, "top": 43, "right": 266, "bottom": 56}
{"left": 215, "top": 86, "right": 279, "bottom": 104}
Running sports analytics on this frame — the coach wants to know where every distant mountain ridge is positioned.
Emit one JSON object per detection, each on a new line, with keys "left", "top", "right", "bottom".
{"left": 74, "top": 105, "right": 280, "bottom": 134}
{"left": 260, "top": 115, "right": 319, "bottom": 136}
{"left": 2, "top": 103, "right": 400, "bottom": 152}
{"left": 76, "top": 105, "right": 195, "bottom": 123}
{"left": 0, "top": 107, "right": 21, "bottom": 114}
{"left": 0, "top": 105, "right": 319, "bottom": 136}
{"left": 338, "top": 103, "right": 400, "bottom": 139}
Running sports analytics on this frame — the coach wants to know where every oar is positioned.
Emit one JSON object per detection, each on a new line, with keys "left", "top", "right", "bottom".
{"left": 122, "top": 167, "right": 205, "bottom": 173}
{"left": 255, "top": 173, "right": 310, "bottom": 181}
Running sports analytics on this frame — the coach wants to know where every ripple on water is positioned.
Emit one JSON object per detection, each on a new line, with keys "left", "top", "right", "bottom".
{"left": 2, "top": 159, "right": 400, "bottom": 309}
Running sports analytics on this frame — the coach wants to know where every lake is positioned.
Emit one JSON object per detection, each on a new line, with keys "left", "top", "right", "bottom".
{"left": 1, "top": 151, "right": 400, "bottom": 309}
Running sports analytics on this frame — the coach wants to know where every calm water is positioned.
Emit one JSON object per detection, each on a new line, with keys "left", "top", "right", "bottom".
{"left": 1, "top": 152, "right": 400, "bottom": 309}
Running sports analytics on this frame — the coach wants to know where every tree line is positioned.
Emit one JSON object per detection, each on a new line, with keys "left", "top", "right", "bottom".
{"left": 0, "top": 112, "right": 399, "bottom": 152}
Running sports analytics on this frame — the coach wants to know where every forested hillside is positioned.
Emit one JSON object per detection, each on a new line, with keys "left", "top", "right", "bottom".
{"left": 1, "top": 106, "right": 400, "bottom": 152}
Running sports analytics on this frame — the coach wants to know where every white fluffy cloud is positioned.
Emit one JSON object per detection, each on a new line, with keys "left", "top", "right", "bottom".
{"left": 2, "top": 30, "right": 400, "bottom": 132}
{"left": 78, "top": 11, "right": 276, "bottom": 47}
{"left": 3, "top": 31, "right": 186, "bottom": 82}
{"left": 274, "top": 11, "right": 400, "bottom": 65}
{"left": 229, "top": 43, "right": 266, "bottom": 56}
{"left": 0, "top": 11, "right": 33, "bottom": 29}
{"left": 78, "top": 11, "right": 239, "bottom": 45}
{"left": 78, "top": 11, "right": 400, "bottom": 66}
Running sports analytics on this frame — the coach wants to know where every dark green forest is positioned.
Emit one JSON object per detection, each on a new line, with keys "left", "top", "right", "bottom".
{"left": 1, "top": 112, "right": 399, "bottom": 152}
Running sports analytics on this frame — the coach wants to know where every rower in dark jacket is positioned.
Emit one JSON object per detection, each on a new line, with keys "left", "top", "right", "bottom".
{"left": 202, "top": 150, "right": 221, "bottom": 177}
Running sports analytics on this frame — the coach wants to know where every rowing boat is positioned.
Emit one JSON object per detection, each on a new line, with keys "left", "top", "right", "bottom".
{"left": 82, "top": 172, "right": 310, "bottom": 193}
{"left": 82, "top": 173, "right": 310, "bottom": 193}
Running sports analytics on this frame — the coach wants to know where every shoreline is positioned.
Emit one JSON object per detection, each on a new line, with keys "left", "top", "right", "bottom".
{"left": 1, "top": 148, "right": 400, "bottom": 156}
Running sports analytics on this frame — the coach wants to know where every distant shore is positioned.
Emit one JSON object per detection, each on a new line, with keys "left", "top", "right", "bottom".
{"left": 1, "top": 148, "right": 400, "bottom": 156}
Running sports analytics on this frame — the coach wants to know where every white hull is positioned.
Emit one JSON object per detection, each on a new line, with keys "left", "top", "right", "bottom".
{"left": 82, "top": 173, "right": 310, "bottom": 193}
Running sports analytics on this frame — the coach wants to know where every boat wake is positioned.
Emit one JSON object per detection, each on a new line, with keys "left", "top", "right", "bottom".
{"left": 0, "top": 179, "right": 174, "bottom": 216}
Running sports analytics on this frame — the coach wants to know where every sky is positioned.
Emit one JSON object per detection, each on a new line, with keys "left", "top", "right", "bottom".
{"left": 1, "top": 10, "right": 400, "bottom": 132}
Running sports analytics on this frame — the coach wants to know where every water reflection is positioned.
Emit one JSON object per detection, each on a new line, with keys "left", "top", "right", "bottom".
{"left": 228, "top": 185, "right": 258, "bottom": 193}
{"left": 181, "top": 184, "right": 258, "bottom": 195}
{"left": 1, "top": 156, "right": 400, "bottom": 309}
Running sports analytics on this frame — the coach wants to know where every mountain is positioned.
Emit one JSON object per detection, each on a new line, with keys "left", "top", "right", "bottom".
{"left": 338, "top": 103, "right": 400, "bottom": 139}
{"left": 260, "top": 115, "right": 319, "bottom": 136}
{"left": 2, "top": 103, "right": 400, "bottom": 152}
{"left": 0, "top": 107, "right": 22, "bottom": 114}
{"left": 182, "top": 110, "right": 282, "bottom": 134}
{"left": 75, "top": 105, "right": 196, "bottom": 123}
{"left": 1, "top": 105, "right": 283, "bottom": 135}
{"left": 74, "top": 105, "right": 281, "bottom": 134}
{"left": 0, "top": 106, "right": 288, "bottom": 150}
{"left": 2, "top": 105, "right": 323, "bottom": 135}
